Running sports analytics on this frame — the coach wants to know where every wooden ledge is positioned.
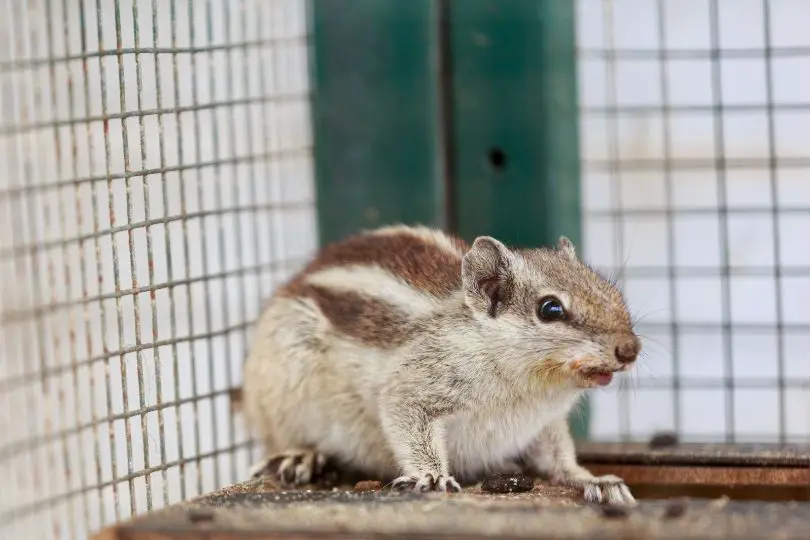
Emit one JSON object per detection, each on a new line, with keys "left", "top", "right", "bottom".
{"left": 93, "top": 442, "right": 810, "bottom": 540}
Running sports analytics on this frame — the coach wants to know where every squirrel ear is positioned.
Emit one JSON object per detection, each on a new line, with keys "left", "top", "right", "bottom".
{"left": 557, "top": 235, "right": 577, "bottom": 261}
{"left": 461, "top": 236, "right": 513, "bottom": 317}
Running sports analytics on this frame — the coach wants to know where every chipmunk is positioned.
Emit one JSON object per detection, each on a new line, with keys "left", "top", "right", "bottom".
{"left": 242, "top": 225, "right": 640, "bottom": 505}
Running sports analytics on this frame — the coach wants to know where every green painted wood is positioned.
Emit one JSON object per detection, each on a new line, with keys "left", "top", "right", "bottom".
{"left": 307, "top": 0, "right": 446, "bottom": 245}
{"left": 447, "top": 0, "right": 589, "bottom": 439}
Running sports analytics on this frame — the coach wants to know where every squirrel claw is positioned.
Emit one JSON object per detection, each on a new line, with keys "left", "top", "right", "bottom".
{"left": 580, "top": 475, "right": 636, "bottom": 505}
{"left": 391, "top": 473, "right": 462, "bottom": 493}
{"left": 553, "top": 472, "right": 636, "bottom": 506}
{"left": 249, "top": 449, "right": 327, "bottom": 486}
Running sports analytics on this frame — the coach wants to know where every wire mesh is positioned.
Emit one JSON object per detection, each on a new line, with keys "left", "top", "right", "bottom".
{"left": 578, "top": 0, "right": 810, "bottom": 445}
{"left": 0, "top": 0, "right": 316, "bottom": 538}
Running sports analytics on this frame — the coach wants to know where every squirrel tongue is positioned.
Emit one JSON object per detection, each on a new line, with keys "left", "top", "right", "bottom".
{"left": 593, "top": 372, "right": 614, "bottom": 386}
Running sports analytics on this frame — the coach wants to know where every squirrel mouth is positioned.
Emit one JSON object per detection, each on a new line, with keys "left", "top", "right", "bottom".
{"left": 570, "top": 360, "right": 623, "bottom": 387}
{"left": 588, "top": 371, "right": 614, "bottom": 386}
{"left": 579, "top": 368, "right": 618, "bottom": 387}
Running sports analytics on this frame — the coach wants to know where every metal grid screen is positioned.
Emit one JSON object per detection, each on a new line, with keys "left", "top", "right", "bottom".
{"left": 0, "top": 0, "right": 317, "bottom": 538}
{"left": 578, "top": 0, "right": 810, "bottom": 444}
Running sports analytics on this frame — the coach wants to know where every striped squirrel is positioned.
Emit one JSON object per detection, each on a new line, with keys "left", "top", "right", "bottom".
{"left": 242, "top": 225, "right": 640, "bottom": 504}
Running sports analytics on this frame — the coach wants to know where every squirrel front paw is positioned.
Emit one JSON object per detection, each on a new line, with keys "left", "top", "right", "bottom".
{"left": 391, "top": 473, "right": 462, "bottom": 493}
{"left": 552, "top": 469, "right": 636, "bottom": 505}
{"left": 582, "top": 474, "right": 635, "bottom": 505}
{"left": 553, "top": 471, "right": 636, "bottom": 505}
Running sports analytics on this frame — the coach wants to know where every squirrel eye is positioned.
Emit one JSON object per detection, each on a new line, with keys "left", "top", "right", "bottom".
{"left": 538, "top": 296, "right": 566, "bottom": 322}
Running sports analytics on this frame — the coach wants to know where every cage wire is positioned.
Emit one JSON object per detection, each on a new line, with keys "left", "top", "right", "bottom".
{"left": 578, "top": 0, "right": 810, "bottom": 445}
{"left": 0, "top": 0, "right": 317, "bottom": 538}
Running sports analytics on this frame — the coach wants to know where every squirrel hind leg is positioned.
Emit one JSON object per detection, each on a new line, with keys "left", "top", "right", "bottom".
{"left": 249, "top": 449, "right": 328, "bottom": 486}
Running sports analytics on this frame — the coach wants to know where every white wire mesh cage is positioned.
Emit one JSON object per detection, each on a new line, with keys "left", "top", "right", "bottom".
{"left": 0, "top": 0, "right": 317, "bottom": 538}
{"left": 577, "top": 0, "right": 810, "bottom": 445}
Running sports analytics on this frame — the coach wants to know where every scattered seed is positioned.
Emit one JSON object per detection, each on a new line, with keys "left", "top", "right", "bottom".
{"left": 480, "top": 473, "right": 535, "bottom": 494}
{"left": 600, "top": 504, "right": 630, "bottom": 519}
{"left": 663, "top": 498, "right": 688, "bottom": 519}
{"left": 353, "top": 480, "right": 382, "bottom": 492}
{"left": 709, "top": 495, "right": 730, "bottom": 510}
{"left": 186, "top": 508, "right": 214, "bottom": 523}
{"left": 649, "top": 431, "right": 679, "bottom": 449}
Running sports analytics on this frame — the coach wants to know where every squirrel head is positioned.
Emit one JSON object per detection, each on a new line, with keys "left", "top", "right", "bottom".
{"left": 461, "top": 235, "right": 640, "bottom": 390}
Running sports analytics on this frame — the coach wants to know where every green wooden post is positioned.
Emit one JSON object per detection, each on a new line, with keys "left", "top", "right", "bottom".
{"left": 447, "top": 0, "right": 589, "bottom": 439}
{"left": 307, "top": 0, "right": 448, "bottom": 244}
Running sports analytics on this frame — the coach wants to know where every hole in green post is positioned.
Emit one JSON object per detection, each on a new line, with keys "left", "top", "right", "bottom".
{"left": 487, "top": 147, "right": 507, "bottom": 170}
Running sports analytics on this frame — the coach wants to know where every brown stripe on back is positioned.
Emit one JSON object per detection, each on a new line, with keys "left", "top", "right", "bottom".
{"left": 294, "top": 229, "right": 469, "bottom": 298}
{"left": 448, "top": 235, "right": 471, "bottom": 254}
{"left": 281, "top": 282, "right": 413, "bottom": 349}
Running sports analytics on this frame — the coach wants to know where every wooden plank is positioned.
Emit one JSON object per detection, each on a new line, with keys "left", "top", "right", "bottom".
{"left": 93, "top": 486, "right": 810, "bottom": 540}
{"left": 576, "top": 441, "right": 810, "bottom": 467}
{"left": 585, "top": 464, "right": 810, "bottom": 487}
{"left": 93, "top": 441, "right": 810, "bottom": 540}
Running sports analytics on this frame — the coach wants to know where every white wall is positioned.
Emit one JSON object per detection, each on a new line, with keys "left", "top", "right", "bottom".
{"left": 577, "top": 0, "right": 810, "bottom": 443}
{"left": 0, "top": 0, "right": 316, "bottom": 538}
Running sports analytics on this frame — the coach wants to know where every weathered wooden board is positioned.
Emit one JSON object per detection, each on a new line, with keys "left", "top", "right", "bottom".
{"left": 94, "top": 442, "right": 810, "bottom": 540}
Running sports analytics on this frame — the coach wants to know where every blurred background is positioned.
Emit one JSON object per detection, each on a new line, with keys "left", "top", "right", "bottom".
{"left": 0, "top": 0, "right": 808, "bottom": 538}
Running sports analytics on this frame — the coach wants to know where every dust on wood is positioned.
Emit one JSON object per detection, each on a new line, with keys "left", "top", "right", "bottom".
{"left": 93, "top": 474, "right": 810, "bottom": 540}
{"left": 93, "top": 442, "right": 810, "bottom": 540}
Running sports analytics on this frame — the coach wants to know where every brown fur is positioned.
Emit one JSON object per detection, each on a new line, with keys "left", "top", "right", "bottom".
{"left": 280, "top": 282, "right": 413, "bottom": 348}
{"left": 289, "top": 230, "right": 469, "bottom": 298}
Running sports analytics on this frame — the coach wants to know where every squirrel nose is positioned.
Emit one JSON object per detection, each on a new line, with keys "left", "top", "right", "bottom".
{"left": 615, "top": 336, "right": 640, "bottom": 364}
